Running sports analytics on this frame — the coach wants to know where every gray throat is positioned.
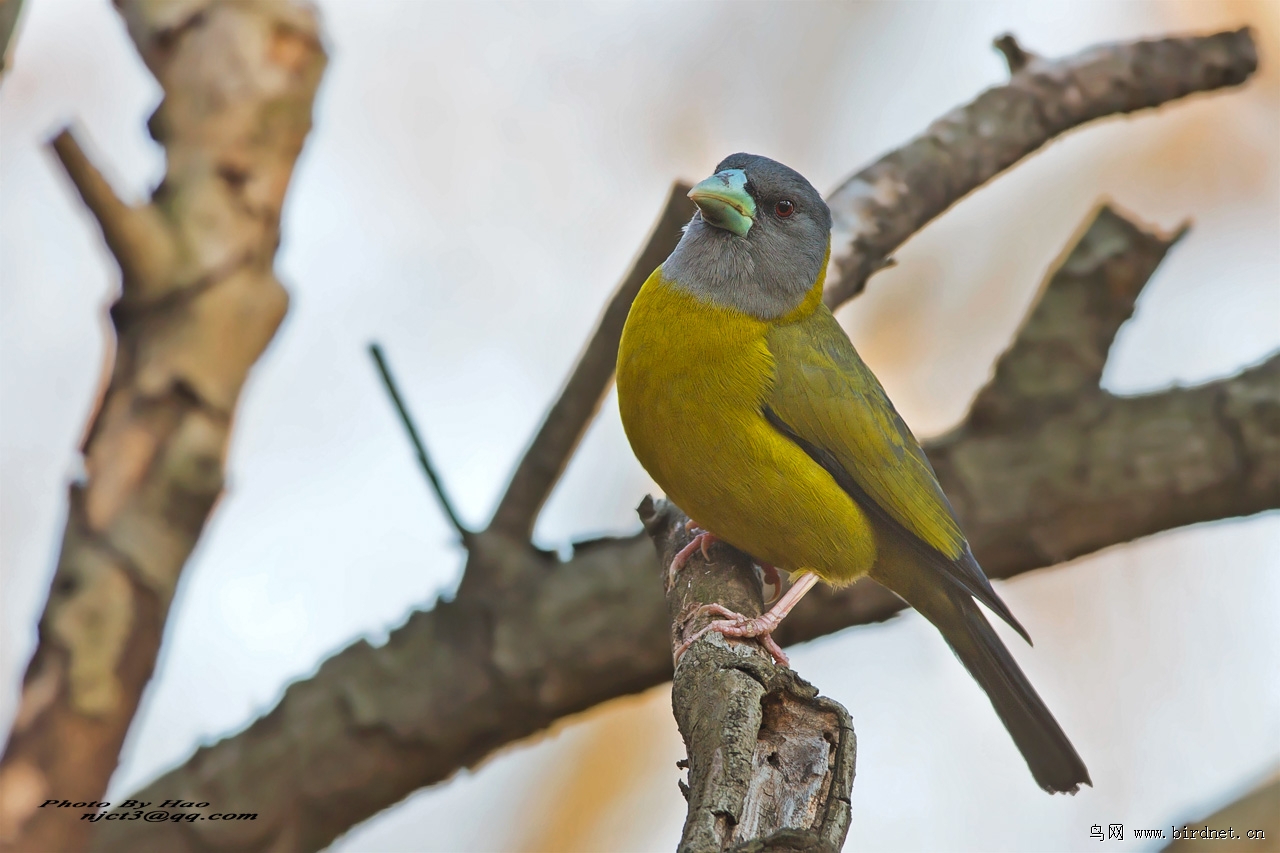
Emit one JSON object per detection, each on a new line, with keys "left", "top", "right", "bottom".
{"left": 662, "top": 217, "right": 822, "bottom": 320}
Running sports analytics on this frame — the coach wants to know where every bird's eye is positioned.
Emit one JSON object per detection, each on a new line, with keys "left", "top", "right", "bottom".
{"left": 775, "top": 200, "right": 794, "bottom": 218}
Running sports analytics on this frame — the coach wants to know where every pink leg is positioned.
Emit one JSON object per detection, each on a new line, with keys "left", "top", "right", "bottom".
{"left": 674, "top": 572, "right": 821, "bottom": 667}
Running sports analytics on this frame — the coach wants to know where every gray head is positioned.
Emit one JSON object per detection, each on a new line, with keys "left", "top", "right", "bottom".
{"left": 663, "top": 153, "right": 831, "bottom": 320}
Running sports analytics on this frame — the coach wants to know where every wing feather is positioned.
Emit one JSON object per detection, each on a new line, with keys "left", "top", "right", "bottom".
{"left": 765, "top": 307, "right": 1029, "bottom": 642}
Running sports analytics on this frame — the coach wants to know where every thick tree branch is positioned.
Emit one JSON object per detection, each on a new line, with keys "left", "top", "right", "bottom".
{"left": 0, "top": 3, "right": 325, "bottom": 852}
{"left": 1163, "top": 770, "right": 1280, "bottom": 852}
{"left": 486, "top": 183, "right": 696, "bottom": 544}
{"left": 96, "top": 198, "right": 1280, "bottom": 852}
{"left": 642, "top": 499, "right": 855, "bottom": 853}
{"left": 822, "top": 27, "right": 1256, "bottom": 306}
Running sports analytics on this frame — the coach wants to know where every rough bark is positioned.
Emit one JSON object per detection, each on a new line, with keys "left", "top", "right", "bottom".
{"left": 95, "top": 198, "right": 1279, "bottom": 852}
{"left": 0, "top": 2, "right": 325, "bottom": 852}
{"left": 642, "top": 499, "right": 855, "bottom": 853}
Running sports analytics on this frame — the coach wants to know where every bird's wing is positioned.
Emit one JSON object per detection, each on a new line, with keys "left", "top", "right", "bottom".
{"left": 764, "top": 305, "right": 1029, "bottom": 641}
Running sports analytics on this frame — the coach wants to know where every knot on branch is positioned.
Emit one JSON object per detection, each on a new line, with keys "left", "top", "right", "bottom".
{"left": 993, "top": 33, "right": 1038, "bottom": 73}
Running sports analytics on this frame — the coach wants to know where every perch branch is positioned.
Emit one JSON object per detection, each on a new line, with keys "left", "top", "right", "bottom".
{"left": 94, "top": 201, "right": 1280, "bottom": 853}
{"left": 822, "top": 27, "right": 1256, "bottom": 307}
{"left": 0, "top": 3, "right": 325, "bottom": 852}
{"left": 369, "top": 343, "right": 470, "bottom": 541}
{"left": 642, "top": 499, "right": 855, "bottom": 853}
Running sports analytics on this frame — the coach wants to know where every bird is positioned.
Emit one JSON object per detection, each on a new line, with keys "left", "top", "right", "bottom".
{"left": 615, "top": 153, "right": 1091, "bottom": 794}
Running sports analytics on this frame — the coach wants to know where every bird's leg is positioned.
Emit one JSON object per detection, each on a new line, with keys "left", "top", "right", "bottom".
{"left": 674, "top": 572, "right": 821, "bottom": 667}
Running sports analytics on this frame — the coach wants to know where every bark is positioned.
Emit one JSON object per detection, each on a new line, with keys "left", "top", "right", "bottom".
{"left": 642, "top": 500, "right": 855, "bottom": 853}
{"left": 86, "top": 25, "right": 1267, "bottom": 853}
{"left": 0, "top": 2, "right": 325, "bottom": 852}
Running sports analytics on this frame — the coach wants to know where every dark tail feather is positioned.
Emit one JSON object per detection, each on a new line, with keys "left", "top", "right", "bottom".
{"left": 913, "top": 583, "right": 1092, "bottom": 793}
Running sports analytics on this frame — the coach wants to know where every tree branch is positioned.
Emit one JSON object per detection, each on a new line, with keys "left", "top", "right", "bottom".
{"left": 48, "top": 129, "right": 176, "bottom": 299}
{"left": 0, "top": 3, "right": 326, "bottom": 852}
{"left": 369, "top": 343, "right": 471, "bottom": 542}
{"left": 822, "top": 28, "right": 1256, "bottom": 307}
{"left": 642, "top": 499, "right": 855, "bottom": 853}
{"left": 95, "top": 199, "right": 1280, "bottom": 852}
{"left": 1163, "top": 770, "right": 1280, "bottom": 852}
{"left": 486, "top": 182, "right": 696, "bottom": 543}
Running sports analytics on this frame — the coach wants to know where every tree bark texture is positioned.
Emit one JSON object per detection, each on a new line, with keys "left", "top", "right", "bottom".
{"left": 0, "top": 2, "right": 325, "bottom": 852}
{"left": 79, "top": 27, "right": 1272, "bottom": 853}
{"left": 642, "top": 499, "right": 855, "bottom": 853}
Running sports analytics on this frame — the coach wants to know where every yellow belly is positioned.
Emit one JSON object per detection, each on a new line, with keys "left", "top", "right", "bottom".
{"left": 616, "top": 270, "right": 875, "bottom": 584}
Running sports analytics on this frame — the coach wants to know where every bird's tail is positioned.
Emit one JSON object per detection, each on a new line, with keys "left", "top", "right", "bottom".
{"left": 905, "top": 578, "right": 1092, "bottom": 793}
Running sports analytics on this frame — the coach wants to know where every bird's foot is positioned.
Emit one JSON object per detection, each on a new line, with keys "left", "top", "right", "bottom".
{"left": 674, "top": 603, "right": 790, "bottom": 667}
{"left": 667, "top": 523, "right": 720, "bottom": 586}
{"left": 672, "top": 573, "right": 821, "bottom": 668}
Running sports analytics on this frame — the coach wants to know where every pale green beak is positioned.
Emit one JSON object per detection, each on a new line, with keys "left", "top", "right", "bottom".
{"left": 688, "top": 168, "right": 755, "bottom": 237}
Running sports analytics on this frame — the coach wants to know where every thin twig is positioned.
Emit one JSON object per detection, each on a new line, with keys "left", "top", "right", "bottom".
{"left": 369, "top": 342, "right": 471, "bottom": 542}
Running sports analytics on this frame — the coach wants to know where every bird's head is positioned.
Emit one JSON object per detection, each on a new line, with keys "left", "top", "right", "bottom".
{"left": 664, "top": 153, "right": 831, "bottom": 320}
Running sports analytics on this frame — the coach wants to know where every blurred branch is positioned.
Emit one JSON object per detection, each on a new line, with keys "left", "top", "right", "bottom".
{"left": 822, "top": 27, "right": 1257, "bottom": 307}
{"left": 992, "top": 33, "right": 1038, "bottom": 74}
{"left": 0, "top": 0, "right": 23, "bottom": 80}
{"left": 0, "top": 2, "right": 326, "bottom": 852}
{"left": 641, "top": 498, "right": 855, "bottom": 853}
{"left": 369, "top": 343, "right": 471, "bottom": 541}
{"left": 96, "top": 201, "right": 1280, "bottom": 853}
{"left": 485, "top": 182, "right": 696, "bottom": 546}
{"left": 48, "top": 129, "right": 176, "bottom": 296}
{"left": 1164, "top": 770, "right": 1280, "bottom": 852}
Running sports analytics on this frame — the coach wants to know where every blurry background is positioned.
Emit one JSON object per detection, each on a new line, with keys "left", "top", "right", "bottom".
{"left": 2, "top": 1, "right": 1278, "bottom": 850}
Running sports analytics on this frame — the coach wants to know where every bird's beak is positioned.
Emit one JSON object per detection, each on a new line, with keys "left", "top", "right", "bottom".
{"left": 688, "top": 169, "right": 755, "bottom": 237}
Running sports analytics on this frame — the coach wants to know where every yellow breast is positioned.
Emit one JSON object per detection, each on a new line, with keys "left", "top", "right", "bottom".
{"left": 616, "top": 269, "right": 875, "bottom": 583}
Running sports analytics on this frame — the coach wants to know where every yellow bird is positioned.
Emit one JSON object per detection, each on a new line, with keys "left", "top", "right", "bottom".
{"left": 617, "top": 153, "right": 1090, "bottom": 794}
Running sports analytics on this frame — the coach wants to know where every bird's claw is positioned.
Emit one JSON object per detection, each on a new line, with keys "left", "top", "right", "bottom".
{"left": 674, "top": 603, "right": 790, "bottom": 667}
{"left": 667, "top": 524, "right": 720, "bottom": 587}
